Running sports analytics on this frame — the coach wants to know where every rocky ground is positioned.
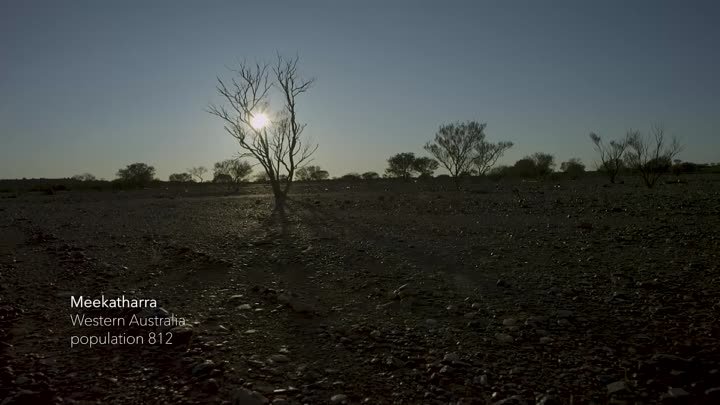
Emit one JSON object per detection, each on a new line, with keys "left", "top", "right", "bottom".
{"left": 1, "top": 175, "right": 720, "bottom": 405}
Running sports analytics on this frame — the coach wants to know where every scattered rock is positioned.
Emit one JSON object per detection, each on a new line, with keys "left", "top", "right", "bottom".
{"left": 231, "top": 388, "right": 268, "bottom": 405}
{"left": 268, "top": 354, "right": 290, "bottom": 363}
{"left": 443, "top": 353, "right": 460, "bottom": 363}
{"left": 330, "top": 393, "right": 348, "bottom": 403}
{"left": 191, "top": 360, "right": 215, "bottom": 377}
{"left": 169, "top": 324, "right": 194, "bottom": 345}
{"left": 228, "top": 294, "right": 244, "bottom": 303}
{"left": 203, "top": 378, "right": 220, "bottom": 393}
{"left": 666, "top": 387, "right": 689, "bottom": 398}
{"left": 495, "top": 333, "right": 514, "bottom": 344}
{"left": 607, "top": 380, "right": 629, "bottom": 395}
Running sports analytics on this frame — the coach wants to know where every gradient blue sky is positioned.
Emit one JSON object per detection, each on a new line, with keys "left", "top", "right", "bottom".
{"left": 1, "top": 0, "right": 718, "bottom": 180}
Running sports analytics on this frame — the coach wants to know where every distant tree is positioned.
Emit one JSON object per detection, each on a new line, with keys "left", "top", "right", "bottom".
{"left": 624, "top": 125, "right": 683, "bottom": 188}
{"left": 386, "top": 153, "right": 417, "bottom": 179}
{"left": 340, "top": 172, "right": 362, "bottom": 181}
{"left": 253, "top": 172, "right": 270, "bottom": 183}
{"left": 361, "top": 171, "right": 380, "bottom": 180}
{"left": 425, "top": 121, "right": 485, "bottom": 187}
{"left": 672, "top": 161, "right": 699, "bottom": 176}
{"left": 168, "top": 173, "right": 193, "bottom": 182}
{"left": 412, "top": 157, "right": 439, "bottom": 178}
{"left": 589, "top": 132, "right": 629, "bottom": 183}
{"left": 213, "top": 159, "right": 252, "bottom": 190}
{"left": 296, "top": 165, "right": 329, "bottom": 181}
{"left": 530, "top": 153, "right": 555, "bottom": 176}
{"left": 116, "top": 163, "right": 155, "bottom": 186}
{"left": 560, "top": 158, "right": 585, "bottom": 177}
{"left": 212, "top": 173, "right": 233, "bottom": 183}
{"left": 473, "top": 140, "right": 514, "bottom": 175}
{"left": 188, "top": 166, "right": 208, "bottom": 183}
{"left": 487, "top": 165, "right": 511, "bottom": 181}
{"left": 512, "top": 158, "right": 538, "bottom": 178}
{"left": 71, "top": 173, "right": 96, "bottom": 182}
{"left": 207, "top": 54, "right": 317, "bottom": 209}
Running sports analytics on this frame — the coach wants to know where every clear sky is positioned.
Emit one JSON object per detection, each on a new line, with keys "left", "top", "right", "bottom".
{"left": 1, "top": 0, "right": 718, "bottom": 180}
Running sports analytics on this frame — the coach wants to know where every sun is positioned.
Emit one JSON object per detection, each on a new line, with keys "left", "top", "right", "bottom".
{"left": 250, "top": 112, "right": 270, "bottom": 130}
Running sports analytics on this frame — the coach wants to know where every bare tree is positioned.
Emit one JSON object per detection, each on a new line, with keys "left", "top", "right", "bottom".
{"left": 188, "top": 166, "right": 208, "bottom": 183}
{"left": 425, "top": 121, "right": 485, "bottom": 188}
{"left": 473, "top": 140, "right": 513, "bottom": 175}
{"left": 208, "top": 53, "right": 317, "bottom": 209}
{"left": 624, "top": 125, "right": 683, "bottom": 188}
{"left": 589, "top": 133, "right": 628, "bottom": 183}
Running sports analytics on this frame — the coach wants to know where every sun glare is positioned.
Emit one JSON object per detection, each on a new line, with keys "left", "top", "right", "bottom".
{"left": 250, "top": 113, "right": 270, "bottom": 130}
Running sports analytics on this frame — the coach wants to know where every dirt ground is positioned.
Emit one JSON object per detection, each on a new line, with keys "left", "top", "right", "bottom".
{"left": 1, "top": 175, "right": 719, "bottom": 405}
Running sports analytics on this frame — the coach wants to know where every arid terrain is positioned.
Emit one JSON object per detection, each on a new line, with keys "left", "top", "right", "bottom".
{"left": 1, "top": 175, "right": 719, "bottom": 405}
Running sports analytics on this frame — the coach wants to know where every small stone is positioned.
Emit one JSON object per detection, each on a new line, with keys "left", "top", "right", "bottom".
{"left": 290, "top": 300, "right": 315, "bottom": 314}
{"left": 539, "top": 337, "right": 553, "bottom": 344}
{"left": 607, "top": 380, "right": 628, "bottom": 395}
{"left": 495, "top": 333, "right": 514, "bottom": 344}
{"left": 443, "top": 353, "right": 460, "bottom": 363}
{"left": 228, "top": 294, "right": 244, "bottom": 303}
{"left": 253, "top": 383, "right": 275, "bottom": 395}
{"left": 245, "top": 329, "right": 259, "bottom": 334}
{"left": 231, "top": 388, "right": 268, "bottom": 405}
{"left": 237, "top": 304, "right": 252, "bottom": 310}
{"left": 191, "top": 360, "right": 215, "bottom": 377}
{"left": 331, "top": 394, "right": 348, "bottom": 403}
{"left": 169, "top": 324, "right": 194, "bottom": 345}
{"left": 473, "top": 374, "right": 488, "bottom": 386}
{"left": 667, "top": 387, "right": 689, "bottom": 398}
{"left": 268, "top": 354, "right": 290, "bottom": 363}
{"left": 705, "top": 387, "right": 720, "bottom": 398}
{"left": 425, "top": 319, "right": 438, "bottom": 326}
{"left": 14, "top": 375, "right": 31, "bottom": 385}
{"left": 502, "top": 318, "right": 517, "bottom": 326}
{"left": 203, "top": 378, "right": 220, "bottom": 393}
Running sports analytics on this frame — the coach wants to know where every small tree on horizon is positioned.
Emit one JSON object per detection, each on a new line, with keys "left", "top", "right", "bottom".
{"left": 530, "top": 152, "right": 555, "bottom": 176}
{"left": 116, "top": 163, "right": 155, "bottom": 186}
{"left": 296, "top": 165, "right": 329, "bottom": 181}
{"left": 425, "top": 121, "right": 485, "bottom": 188}
{"left": 361, "top": 171, "right": 380, "bottom": 180}
{"left": 589, "top": 132, "right": 629, "bottom": 183}
{"left": 213, "top": 159, "right": 253, "bottom": 190}
{"left": 473, "top": 140, "right": 514, "bottom": 176}
{"left": 624, "top": 125, "right": 683, "bottom": 188}
{"left": 188, "top": 166, "right": 208, "bottom": 182}
{"left": 412, "top": 156, "right": 439, "bottom": 178}
{"left": 560, "top": 158, "right": 585, "bottom": 177}
{"left": 385, "top": 152, "right": 417, "bottom": 179}
{"left": 169, "top": 173, "right": 194, "bottom": 182}
{"left": 71, "top": 173, "right": 97, "bottom": 182}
